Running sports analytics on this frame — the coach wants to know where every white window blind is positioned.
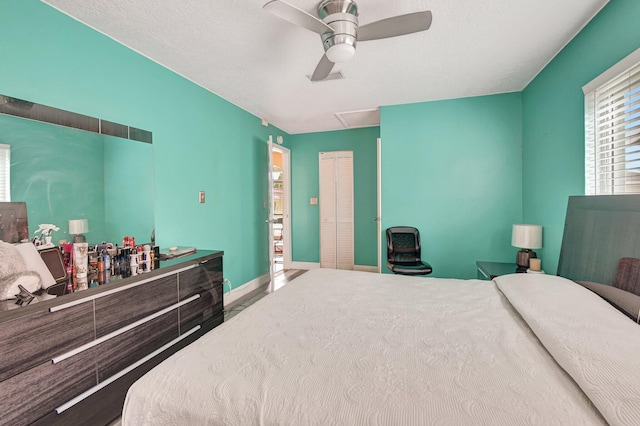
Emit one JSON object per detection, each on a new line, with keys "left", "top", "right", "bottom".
{"left": 0, "top": 144, "right": 9, "bottom": 202}
{"left": 585, "top": 60, "right": 640, "bottom": 195}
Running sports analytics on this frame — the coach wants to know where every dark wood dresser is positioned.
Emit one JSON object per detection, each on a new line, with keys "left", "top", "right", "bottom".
{"left": 0, "top": 250, "right": 224, "bottom": 426}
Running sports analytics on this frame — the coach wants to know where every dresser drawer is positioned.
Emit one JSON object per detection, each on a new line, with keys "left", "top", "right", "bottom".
{"left": 94, "top": 274, "right": 178, "bottom": 337}
{"left": 96, "top": 310, "right": 179, "bottom": 382}
{"left": 0, "top": 301, "right": 94, "bottom": 382}
{"left": 179, "top": 286, "right": 223, "bottom": 333}
{"left": 178, "top": 256, "right": 222, "bottom": 301}
{"left": 0, "top": 348, "right": 97, "bottom": 426}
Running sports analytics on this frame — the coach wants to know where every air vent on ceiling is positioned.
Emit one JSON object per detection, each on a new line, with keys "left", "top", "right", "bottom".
{"left": 308, "top": 71, "right": 345, "bottom": 82}
{"left": 334, "top": 108, "right": 380, "bottom": 129}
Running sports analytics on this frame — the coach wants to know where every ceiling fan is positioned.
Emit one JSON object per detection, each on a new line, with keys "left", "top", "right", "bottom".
{"left": 264, "top": 0, "right": 432, "bottom": 81}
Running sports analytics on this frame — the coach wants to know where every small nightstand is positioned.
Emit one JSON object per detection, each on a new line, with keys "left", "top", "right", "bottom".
{"left": 476, "top": 261, "right": 522, "bottom": 280}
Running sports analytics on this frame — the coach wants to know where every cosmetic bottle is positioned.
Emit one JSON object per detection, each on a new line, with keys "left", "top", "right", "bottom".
{"left": 153, "top": 246, "right": 160, "bottom": 269}
{"left": 123, "top": 236, "right": 136, "bottom": 248}
{"left": 149, "top": 249, "right": 155, "bottom": 270}
{"left": 136, "top": 246, "right": 144, "bottom": 273}
{"left": 103, "top": 250, "right": 111, "bottom": 273}
{"left": 113, "top": 251, "right": 121, "bottom": 277}
{"left": 97, "top": 253, "right": 105, "bottom": 273}
{"left": 130, "top": 248, "right": 138, "bottom": 276}
{"left": 122, "top": 247, "right": 131, "bottom": 278}
{"left": 65, "top": 274, "right": 73, "bottom": 294}
{"left": 143, "top": 245, "right": 151, "bottom": 273}
{"left": 112, "top": 245, "right": 119, "bottom": 275}
{"left": 65, "top": 263, "right": 73, "bottom": 284}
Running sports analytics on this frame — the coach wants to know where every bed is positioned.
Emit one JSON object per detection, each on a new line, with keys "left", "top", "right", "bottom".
{"left": 122, "top": 196, "right": 640, "bottom": 425}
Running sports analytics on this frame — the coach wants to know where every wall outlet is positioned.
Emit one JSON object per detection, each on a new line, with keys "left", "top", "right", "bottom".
{"left": 310, "top": 197, "right": 318, "bottom": 205}
{"left": 199, "top": 191, "right": 205, "bottom": 203}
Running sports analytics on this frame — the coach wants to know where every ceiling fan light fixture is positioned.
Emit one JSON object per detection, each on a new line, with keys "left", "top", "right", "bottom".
{"left": 326, "top": 43, "right": 355, "bottom": 62}
{"left": 263, "top": 0, "right": 432, "bottom": 79}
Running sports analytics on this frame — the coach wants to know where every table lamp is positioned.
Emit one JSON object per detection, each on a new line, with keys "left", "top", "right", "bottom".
{"left": 69, "top": 219, "right": 89, "bottom": 243}
{"left": 512, "top": 224, "right": 542, "bottom": 270}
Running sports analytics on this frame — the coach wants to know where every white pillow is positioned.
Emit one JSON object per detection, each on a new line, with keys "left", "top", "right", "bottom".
{"left": 0, "top": 271, "right": 41, "bottom": 301}
{"left": 14, "top": 243, "right": 56, "bottom": 289}
{"left": 0, "top": 241, "right": 26, "bottom": 277}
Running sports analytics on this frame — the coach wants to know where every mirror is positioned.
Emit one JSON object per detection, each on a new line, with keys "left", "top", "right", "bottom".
{"left": 0, "top": 101, "right": 154, "bottom": 246}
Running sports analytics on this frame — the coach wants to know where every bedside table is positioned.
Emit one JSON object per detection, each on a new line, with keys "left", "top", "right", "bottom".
{"left": 476, "top": 261, "right": 522, "bottom": 280}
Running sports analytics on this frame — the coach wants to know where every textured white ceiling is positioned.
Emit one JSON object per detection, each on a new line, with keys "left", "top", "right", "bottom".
{"left": 42, "top": 0, "right": 609, "bottom": 134}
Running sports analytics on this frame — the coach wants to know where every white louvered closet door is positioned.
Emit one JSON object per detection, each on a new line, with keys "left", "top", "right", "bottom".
{"left": 319, "top": 151, "right": 354, "bottom": 270}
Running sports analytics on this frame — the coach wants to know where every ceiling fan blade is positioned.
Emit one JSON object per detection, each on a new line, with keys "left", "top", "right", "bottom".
{"left": 311, "top": 54, "right": 335, "bottom": 82}
{"left": 358, "top": 11, "right": 432, "bottom": 42}
{"left": 264, "top": 0, "right": 333, "bottom": 35}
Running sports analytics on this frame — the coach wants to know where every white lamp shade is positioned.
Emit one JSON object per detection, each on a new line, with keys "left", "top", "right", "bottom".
{"left": 512, "top": 224, "right": 542, "bottom": 249}
{"left": 69, "top": 218, "right": 89, "bottom": 234}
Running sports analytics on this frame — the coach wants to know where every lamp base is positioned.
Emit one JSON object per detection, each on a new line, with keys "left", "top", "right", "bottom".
{"left": 516, "top": 249, "right": 537, "bottom": 270}
{"left": 72, "top": 234, "right": 86, "bottom": 243}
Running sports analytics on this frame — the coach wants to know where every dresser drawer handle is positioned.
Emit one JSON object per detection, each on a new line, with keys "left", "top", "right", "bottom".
{"left": 50, "top": 264, "right": 199, "bottom": 313}
{"left": 51, "top": 294, "right": 200, "bottom": 364}
{"left": 55, "top": 325, "right": 201, "bottom": 414}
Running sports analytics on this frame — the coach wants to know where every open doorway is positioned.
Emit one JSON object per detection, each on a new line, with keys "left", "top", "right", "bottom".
{"left": 271, "top": 144, "right": 290, "bottom": 275}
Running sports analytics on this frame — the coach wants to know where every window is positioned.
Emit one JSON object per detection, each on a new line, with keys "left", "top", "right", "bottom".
{"left": 0, "top": 144, "right": 9, "bottom": 202}
{"left": 584, "top": 49, "right": 640, "bottom": 195}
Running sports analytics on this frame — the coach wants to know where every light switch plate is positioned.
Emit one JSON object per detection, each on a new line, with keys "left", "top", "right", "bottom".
{"left": 199, "top": 191, "right": 205, "bottom": 203}
{"left": 310, "top": 197, "right": 318, "bottom": 205}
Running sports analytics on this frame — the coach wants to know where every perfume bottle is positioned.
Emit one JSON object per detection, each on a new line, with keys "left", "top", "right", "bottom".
{"left": 65, "top": 272, "right": 73, "bottom": 294}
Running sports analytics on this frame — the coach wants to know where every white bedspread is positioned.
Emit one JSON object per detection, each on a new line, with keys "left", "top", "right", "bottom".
{"left": 123, "top": 269, "right": 608, "bottom": 425}
{"left": 496, "top": 273, "right": 640, "bottom": 426}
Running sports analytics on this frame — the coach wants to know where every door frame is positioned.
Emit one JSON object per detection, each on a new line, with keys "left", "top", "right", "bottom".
{"left": 377, "top": 137, "right": 382, "bottom": 273}
{"left": 276, "top": 144, "right": 292, "bottom": 270}
{"left": 268, "top": 141, "right": 292, "bottom": 275}
{"left": 267, "top": 135, "right": 275, "bottom": 289}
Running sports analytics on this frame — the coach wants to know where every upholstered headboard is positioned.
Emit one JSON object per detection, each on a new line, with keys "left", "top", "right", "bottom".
{"left": 558, "top": 195, "right": 640, "bottom": 285}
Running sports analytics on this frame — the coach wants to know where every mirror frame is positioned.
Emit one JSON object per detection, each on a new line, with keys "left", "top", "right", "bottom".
{"left": 0, "top": 95, "right": 152, "bottom": 143}
{"left": 0, "top": 94, "right": 154, "bottom": 243}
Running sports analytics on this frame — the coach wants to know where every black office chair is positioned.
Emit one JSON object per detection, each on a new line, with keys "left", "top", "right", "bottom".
{"left": 386, "top": 226, "right": 433, "bottom": 276}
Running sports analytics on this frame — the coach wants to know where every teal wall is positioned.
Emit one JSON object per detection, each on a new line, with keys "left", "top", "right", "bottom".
{"left": 0, "top": 0, "right": 286, "bottom": 289}
{"left": 287, "top": 127, "right": 379, "bottom": 266}
{"left": 522, "top": 0, "right": 640, "bottom": 274}
{"left": 381, "top": 93, "right": 523, "bottom": 279}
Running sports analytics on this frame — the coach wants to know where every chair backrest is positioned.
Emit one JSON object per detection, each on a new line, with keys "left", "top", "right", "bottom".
{"left": 386, "top": 226, "right": 422, "bottom": 264}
